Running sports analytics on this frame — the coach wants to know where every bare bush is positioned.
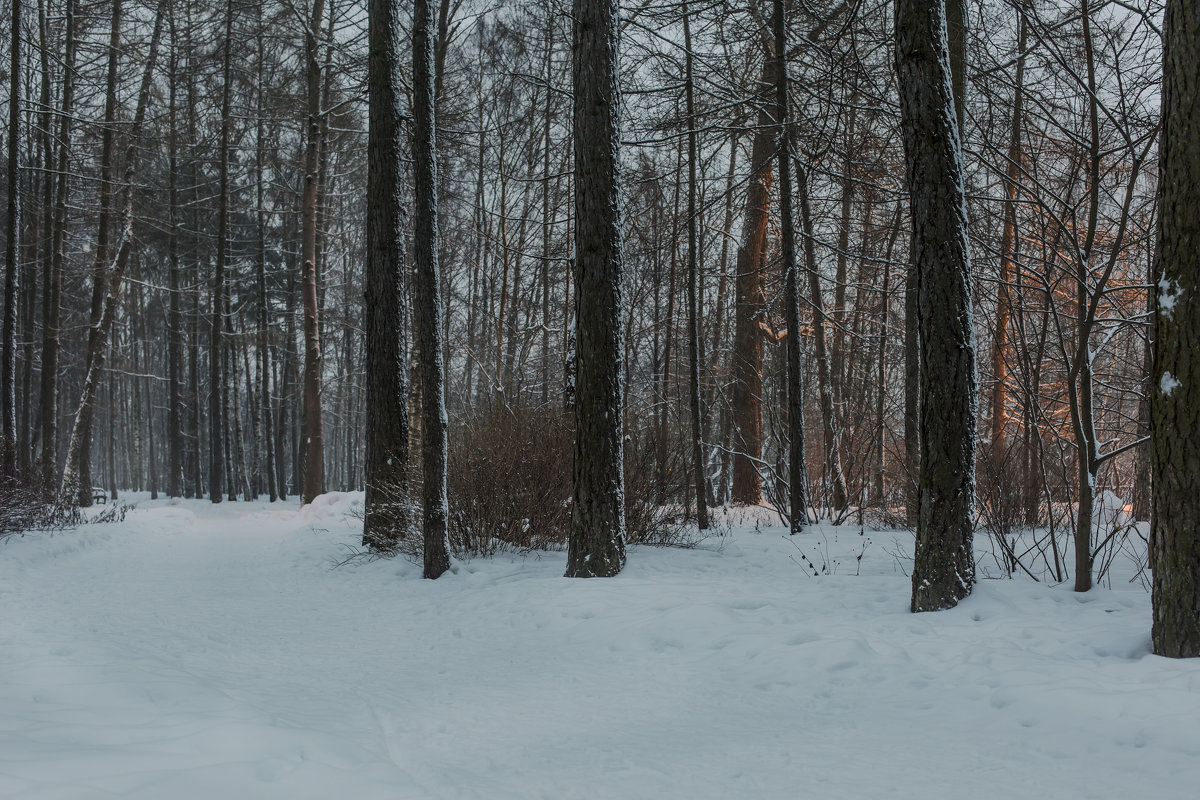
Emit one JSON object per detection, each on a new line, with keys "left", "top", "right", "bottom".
{"left": 0, "top": 484, "right": 50, "bottom": 540}
{"left": 0, "top": 482, "right": 131, "bottom": 540}
{"left": 444, "top": 406, "right": 698, "bottom": 557}
{"left": 448, "top": 407, "right": 574, "bottom": 555}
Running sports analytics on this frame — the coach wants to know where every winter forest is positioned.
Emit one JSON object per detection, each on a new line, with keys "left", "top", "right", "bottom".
{"left": 2, "top": 0, "right": 1199, "bottom": 796}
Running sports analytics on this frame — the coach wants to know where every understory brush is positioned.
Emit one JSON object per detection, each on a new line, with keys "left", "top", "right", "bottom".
{"left": 447, "top": 406, "right": 707, "bottom": 557}
{"left": 1, "top": 481, "right": 132, "bottom": 542}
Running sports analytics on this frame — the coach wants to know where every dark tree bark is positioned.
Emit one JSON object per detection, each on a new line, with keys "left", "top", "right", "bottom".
{"left": 565, "top": 0, "right": 626, "bottom": 578}
{"left": 165, "top": 6, "right": 184, "bottom": 498}
{"left": 683, "top": 6, "right": 709, "bottom": 530}
{"left": 773, "top": 0, "right": 805, "bottom": 533}
{"left": 39, "top": 0, "right": 75, "bottom": 499}
{"left": 1151, "top": 0, "right": 1200, "bottom": 658}
{"left": 209, "top": 0, "right": 235, "bottom": 503}
{"left": 540, "top": 16, "right": 554, "bottom": 408}
{"left": 904, "top": 247, "right": 919, "bottom": 527}
{"left": 255, "top": 8, "right": 277, "bottom": 502}
{"left": 2, "top": 0, "right": 20, "bottom": 482}
{"left": 414, "top": 0, "right": 452, "bottom": 578}
{"left": 363, "top": 0, "right": 411, "bottom": 549}
{"left": 300, "top": 0, "right": 327, "bottom": 504}
{"left": 895, "top": 0, "right": 978, "bottom": 612}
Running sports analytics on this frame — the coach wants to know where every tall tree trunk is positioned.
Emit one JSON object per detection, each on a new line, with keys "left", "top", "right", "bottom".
{"left": 683, "top": 6, "right": 709, "bottom": 530}
{"left": 24, "top": 0, "right": 52, "bottom": 476}
{"left": 255, "top": 8, "right": 277, "bottom": 502}
{"left": 656, "top": 153, "right": 680, "bottom": 506}
{"left": 165, "top": 6, "right": 183, "bottom": 497}
{"left": 540, "top": 17, "right": 555, "bottom": 408}
{"left": 729, "top": 48, "right": 776, "bottom": 507}
{"left": 39, "top": 0, "right": 75, "bottom": 498}
{"left": 363, "top": 0, "right": 411, "bottom": 548}
{"left": 773, "top": 0, "right": 805, "bottom": 533}
{"left": 1151, "top": 0, "right": 1200, "bottom": 658}
{"left": 904, "top": 245, "right": 919, "bottom": 526}
{"left": 414, "top": 0, "right": 452, "bottom": 578}
{"left": 896, "top": 0, "right": 978, "bottom": 611}
{"left": 299, "top": 0, "right": 328, "bottom": 503}
{"left": 1069, "top": 1, "right": 1102, "bottom": 593}
{"left": 2, "top": 0, "right": 21, "bottom": 482}
{"left": 566, "top": 0, "right": 626, "bottom": 578}
{"left": 137, "top": 282, "right": 157, "bottom": 499}
{"left": 210, "top": 0, "right": 235, "bottom": 503}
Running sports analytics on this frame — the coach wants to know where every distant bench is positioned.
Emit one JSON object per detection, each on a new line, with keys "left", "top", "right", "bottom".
{"left": 92, "top": 487, "right": 107, "bottom": 505}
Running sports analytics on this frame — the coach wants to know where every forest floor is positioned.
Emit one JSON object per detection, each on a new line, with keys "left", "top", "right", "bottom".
{"left": 1, "top": 493, "right": 1198, "bottom": 799}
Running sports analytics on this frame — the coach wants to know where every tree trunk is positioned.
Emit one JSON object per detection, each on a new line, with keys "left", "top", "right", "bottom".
{"left": 1069, "top": 1, "right": 1103, "bottom": 593}
{"left": 729, "top": 49, "right": 775, "bottom": 507}
{"left": 363, "top": 0, "right": 411, "bottom": 548}
{"left": 772, "top": 0, "right": 806, "bottom": 533}
{"left": 895, "top": 0, "right": 978, "bottom": 612}
{"left": 209, "top": 0, "right": 235, "bottom": 503}
{"left": 2, "top": 0, "right": 21, "bottom": 481}
{"left": 683, "top": 6, "right": 709, "bottom": 530}
{"left": 904, "top": 244, "right": 919, "bottom": 526}
{"left": 163, "top": 7, "right": 184, "bottom": 497}
{"left": 255, "top": 9, "right": 277, "bottom": 502}
{"left": 540, "top": 18, "right": 555, "bottom": 408}
{"left": 566, "top": 0, "right": 626, "bottom": 578}
{"left": 414, "top": 0, "right": 452, "bottom": 578}
{"left": 1151, "top": 0, "right": 1200, "bottom": 658}
{"left": 300, "top": 0, "right": 327, "bottom": 504}
{"left": 38, "top": 0, "right": 75, "bottom": 498}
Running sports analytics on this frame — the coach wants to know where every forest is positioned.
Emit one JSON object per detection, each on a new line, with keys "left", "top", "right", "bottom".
{"left": 2, "top": 0, "right": 1200, "bottom": 794}
{"left": 2, "top": 0, "right": 1197, "bottom": 622}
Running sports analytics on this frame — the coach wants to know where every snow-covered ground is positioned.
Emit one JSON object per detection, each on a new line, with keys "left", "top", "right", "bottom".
{"left": 2, "top": 494, "right": 1197, "bottom": 799}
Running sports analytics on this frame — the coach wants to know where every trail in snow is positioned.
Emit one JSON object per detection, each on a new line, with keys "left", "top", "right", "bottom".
{"left": 1, "top": 494, "right": 1198, "bottom": 799}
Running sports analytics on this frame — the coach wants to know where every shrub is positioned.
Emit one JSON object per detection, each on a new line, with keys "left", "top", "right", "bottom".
{"left": 444, "top": 405, "right": 693, "bottom": 557}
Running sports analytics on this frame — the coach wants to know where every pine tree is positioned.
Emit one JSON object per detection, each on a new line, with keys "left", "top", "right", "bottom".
{"left": 362, "top": 0, "right": 411, "bottom": 549}
{"left": 565, "top": 0, "right": 626, "bottom": 578}
{"left": 414, "top": 0, "right": 452, "bottom": 578}
{"left": 1151, "top": 0, "right": 1200, "bottom": 657}
{"left": 895, "top": 0, "right": 977, "bottom": 611}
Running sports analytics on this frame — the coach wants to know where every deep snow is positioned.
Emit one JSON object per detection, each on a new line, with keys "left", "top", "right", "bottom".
{"left": 1, "top": 494, "right": 1197, "bottom": 799}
